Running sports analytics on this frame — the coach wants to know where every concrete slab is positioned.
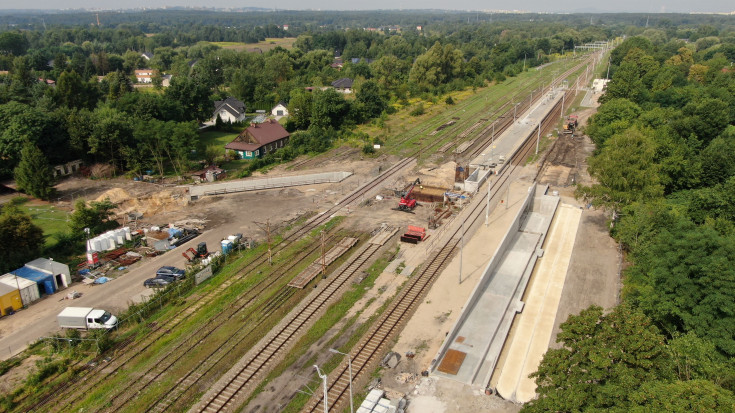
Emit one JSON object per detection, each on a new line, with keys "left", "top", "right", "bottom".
{"left": 495, "top": 203, "right": 582, "bottom": 402}
{"left": 432, "top": 187, "right": 559, "bottom": 387}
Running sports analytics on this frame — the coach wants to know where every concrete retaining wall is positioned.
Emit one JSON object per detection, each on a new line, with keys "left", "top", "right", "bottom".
{"left": 188, "top": 171, "right": 352, "bottom": 199}
{"left": 431, "top": 184, "right": 553, "bottom": 381}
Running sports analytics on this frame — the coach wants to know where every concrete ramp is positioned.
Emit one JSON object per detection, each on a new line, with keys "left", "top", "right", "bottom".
{"left": 495, "top": 203, "right": 582, "bottom": 402}
{"left": 188, "top": 171, "right": 352, "bottom": 199}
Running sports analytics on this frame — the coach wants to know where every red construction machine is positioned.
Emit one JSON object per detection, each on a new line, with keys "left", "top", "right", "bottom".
{"left": 397, "top": 179, "right": 421, "bottom": 211}
{"left": 182, "top": 242, "right": 209, "bottom": 262}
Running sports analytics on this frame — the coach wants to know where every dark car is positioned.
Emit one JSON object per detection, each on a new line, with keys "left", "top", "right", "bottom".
{"left": 144, "top": 275, "right": 175, "bottom": 288}
{"left": 155, "top": 266, "right": 186, "bottom": 281}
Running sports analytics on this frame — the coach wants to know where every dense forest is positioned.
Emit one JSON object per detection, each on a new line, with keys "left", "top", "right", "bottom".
{"left": 0, "top": 10, "right": 629, "bottom": 188}
{"left": 524, "top": 29, "right": 735, "bottom": 412}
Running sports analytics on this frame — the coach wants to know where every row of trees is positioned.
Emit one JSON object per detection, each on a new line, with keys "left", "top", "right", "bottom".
{"left": 525, "top": 31, "right": 735, "bottom": 411}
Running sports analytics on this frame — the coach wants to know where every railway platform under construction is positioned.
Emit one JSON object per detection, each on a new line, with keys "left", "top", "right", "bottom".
{"left": 431, "top": 184, "right": 559, "bottom": 387}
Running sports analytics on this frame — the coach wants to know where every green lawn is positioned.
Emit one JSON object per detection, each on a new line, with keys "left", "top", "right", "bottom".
{"left": 197, "top": 130, "right": 240, "bottom": 155}
{"left": 15, "top": 199, "right": 71, "bottom": 248}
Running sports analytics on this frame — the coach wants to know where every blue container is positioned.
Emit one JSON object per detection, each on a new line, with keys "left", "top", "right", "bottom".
{"left": 221, "top": 240, "right": 233, "bottom": 255}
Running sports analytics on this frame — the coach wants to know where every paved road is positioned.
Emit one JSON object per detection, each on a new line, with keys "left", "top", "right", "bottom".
{"left": 0, "top": 227, "right": 233, "bottom": 361}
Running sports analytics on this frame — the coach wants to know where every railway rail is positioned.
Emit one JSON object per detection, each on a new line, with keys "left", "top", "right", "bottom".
{"left": 193, "top": 231, "right": 393, "bottom": 412}
{"left": 301, "top": 55, "right": 596, "bottom": 413}
{"left": 23, "top": 53, "right": 597, "bottom": 413}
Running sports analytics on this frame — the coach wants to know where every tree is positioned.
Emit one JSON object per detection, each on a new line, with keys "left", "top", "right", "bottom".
{"left": 409, "top": 42, "right": 464, "bottom": 89}
{"left": 524, "top": 305, "right": 672, "bottom": 412}
{"left": 14, "top": 144, "right": 56, "bottom": 200}
{"left": 310, "top": 88, "right": 347, "bottom": 129}
{"left": 0, "top": 32, "right": 29, "bottom": 56}
{"left": 629, "top": 380, "right": 735, "bottom": 412}
{"left": 165, "top": 76, "right": 212, "bottom": 122}
{"left": 69, "top": 198, "right": 118, "bottom": 237}
{"left": 0, "top": 203, "right": 45, "bottom": 273}
{"left": 576, "top": 127, "right": 663, "bottom": 211}
{"left": 287, "top": 89, "right": 313, "bottom": 130}
{"left": 625, "top": 220, "right": 735, "bottom": 356}
{"left": 356, "top": 80, "right": 387, "bottom": 119}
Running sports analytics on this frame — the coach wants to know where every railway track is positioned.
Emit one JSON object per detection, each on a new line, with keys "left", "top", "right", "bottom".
{"left": 23, "top": 54, "right": 596, "bottom": 413}
{"left": 98, "top": 234, "right": 352, "bottom": 413}
{"left": 29, "top": 161, "right": 412, "bottom": 413}
{"left": 300, "top": 56, "right": 594, "bottom": 413}
{"left": 193, "top": 235, "right": 391, "bottom": 412}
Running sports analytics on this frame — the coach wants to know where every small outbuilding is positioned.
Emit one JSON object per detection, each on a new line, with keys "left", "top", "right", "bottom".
{"left": 0, "top": 274, "right": 41, "bottom": 305}
{"left": 271, "top": 102, "right": 289, "bottom": 118}
{"left": 25, "top": 258, "right": 72, "bottom": 289}
{"left": 11, "top": 267, "right": 57, "bottom": 295}
{"left": 146, "top": 230, "right": 172, "bottom": 251}
{"left": 0, "top": 283, "right": 22, "bottom": 316}
{"left": 191, "top": 165, "right": 226, "bottom": 183}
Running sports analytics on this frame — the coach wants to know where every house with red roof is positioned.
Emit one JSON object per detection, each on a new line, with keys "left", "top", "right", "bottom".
{"left": 224, "top": 119, "right": 290, "bottom": 159}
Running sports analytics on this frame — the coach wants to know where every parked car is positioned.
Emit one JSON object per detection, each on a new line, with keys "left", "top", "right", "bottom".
{"left": 155, "top": 266, "right": 186, "bottom": 281}
{"left": 144, "top": 275, "right": 176, "bottom": 288}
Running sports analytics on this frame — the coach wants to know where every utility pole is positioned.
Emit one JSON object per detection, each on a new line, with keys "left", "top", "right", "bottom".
{"left": 536, "top": 123, "right": 541, "bottom": 155}
{"left": 321, "top": 231, "right": 326, "bottom": 278}
{"left": 314, "top": 365, "right": 328, "bottom": 413}
{"left": 485, "top": 188, "right": 491, "bottom": 226}
{"left": 254, "top": 220, "right": 273, "bottom": 265}
{"left": 459, "top": 221, "right": 464, "bottom": 284}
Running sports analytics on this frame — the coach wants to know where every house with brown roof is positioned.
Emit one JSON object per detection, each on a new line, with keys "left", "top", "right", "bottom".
{"left": 224, "top": 119, "right": 290, "bottom": 159}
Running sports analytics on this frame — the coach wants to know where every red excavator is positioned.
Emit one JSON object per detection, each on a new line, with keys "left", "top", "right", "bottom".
{"left": 182, "top": 242, "right": 209, "bottom": 262}
{"left": 397, "top": 179, "right": 421, "bottom": 211}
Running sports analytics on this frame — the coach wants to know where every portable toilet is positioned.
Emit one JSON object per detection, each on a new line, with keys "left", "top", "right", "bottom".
{"left": 0, "top": 283, "right": 22, "bottom": 316}
{"left": 221, "top": 240, "right": 233, "bottom": 255}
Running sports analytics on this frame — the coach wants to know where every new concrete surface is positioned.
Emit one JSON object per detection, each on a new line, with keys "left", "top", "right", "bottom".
{"left": 432, "top": 187, "right": 559, "bottom": 387}
{"left": 495, "top": 203, "right": 582, "bottom": 402}
{"left": 470, "top": 89, "right": 565, "bottom": 170}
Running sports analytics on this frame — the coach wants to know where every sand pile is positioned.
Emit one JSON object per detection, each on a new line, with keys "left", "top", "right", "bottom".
{"left": 417, "top": 161, "right": 456, "bottom": 189}
{"left": 96, "top": 187, "right": 188, "bottom": 217}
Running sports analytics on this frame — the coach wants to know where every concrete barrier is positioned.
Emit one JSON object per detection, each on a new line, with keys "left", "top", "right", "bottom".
{"left": 188, "top": 171, "right": 352, "bottom": 199}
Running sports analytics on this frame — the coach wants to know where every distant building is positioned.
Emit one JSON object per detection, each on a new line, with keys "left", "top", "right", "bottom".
{"left": 134, "top": 69, "right": 158, "bottom": 83}
{"left": 141, "top": 52, "right": 154, "bottom": 61}
{"left": 331, "top": 78, "right": 354, "bottom": 94}
{"left": 271, "top": 102, "right": 289, "bottom": 118}
{"left": 225, "top": 119, "right": 290, "bottom": 160}
{"left": 282, "top": 24, "right": 289, "bottom": 31}
{"left": 212, "top": 97, "right": 247, "bottom": 124}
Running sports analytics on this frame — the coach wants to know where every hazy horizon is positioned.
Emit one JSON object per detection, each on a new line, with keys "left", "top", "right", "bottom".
{"left": 0, "top": 1, "right": 734, "bottom": 14}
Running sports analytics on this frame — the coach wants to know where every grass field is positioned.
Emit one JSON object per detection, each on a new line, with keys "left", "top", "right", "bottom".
{"left": 209, "top": 37, "right": 296, "bottom": 52}
{"left": 14, "top": 198, "right": 71, "bottom": 248}
{"left": 198, "top": 130, "right": 240, "bottom": 155}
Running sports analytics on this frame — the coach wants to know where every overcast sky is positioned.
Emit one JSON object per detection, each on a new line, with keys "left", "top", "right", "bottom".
{"left": 2, "top": 0, "right": 734, "bottom": 13}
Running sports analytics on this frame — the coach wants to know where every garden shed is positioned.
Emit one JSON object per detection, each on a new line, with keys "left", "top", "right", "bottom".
{"left": 0, "top": 274, "right": 40, "bottom": 305}
{"left": 0, "top": 283, "right": 22, "bottom": 316}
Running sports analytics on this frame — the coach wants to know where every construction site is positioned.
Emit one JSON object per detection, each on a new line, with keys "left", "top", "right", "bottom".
{"left": 0, "top": 51, "right": 621, "bottom": 413}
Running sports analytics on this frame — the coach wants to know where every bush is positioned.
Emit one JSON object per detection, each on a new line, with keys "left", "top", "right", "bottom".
{"left": 362, "top": 144, "right": 375, "bottom": 154}
{"left": 410, "top": 103, "right": 425, "bottom": 116}
{"left": 445, "top": 96, "right": 455, "bottom": 105}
